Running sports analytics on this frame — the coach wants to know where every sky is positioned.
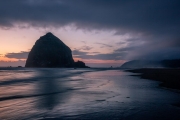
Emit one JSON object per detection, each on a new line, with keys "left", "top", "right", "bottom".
{"left": 0, "top": 0, "right": 180, "bottom": 67}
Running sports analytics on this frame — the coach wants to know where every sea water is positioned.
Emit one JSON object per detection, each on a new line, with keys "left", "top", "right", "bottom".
{"left": 0, "top": 68, "right": 180, "bottom": 120}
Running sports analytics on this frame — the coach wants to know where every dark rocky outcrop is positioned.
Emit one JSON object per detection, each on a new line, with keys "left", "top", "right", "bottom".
{"left": 120, "top": 60, "right": 163, "bottom": 69}
{"left": 121, "top": 59, "right": 180, "bottom": 69}
{"left": 74, "top": 60, "right": 89, "bottom": 68}
{"left": 25, "top": 32, "right": 89, "bottom": 68}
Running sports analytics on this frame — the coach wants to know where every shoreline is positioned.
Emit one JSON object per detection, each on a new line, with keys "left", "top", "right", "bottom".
{"left": 126, "top": 68, "right": 180, "bottom": 91}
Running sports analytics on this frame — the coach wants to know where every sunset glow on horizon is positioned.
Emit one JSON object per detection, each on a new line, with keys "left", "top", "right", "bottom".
{"left": 0, "top": 27, "right": 128, "bottom": 67}
{"left": 0, "top": 0, "right": 180, "bottom": 67}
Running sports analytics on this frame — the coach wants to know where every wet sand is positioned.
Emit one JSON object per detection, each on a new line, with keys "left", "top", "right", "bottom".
{"left": 0, "top": 68, "right": 180, "bottom": 120}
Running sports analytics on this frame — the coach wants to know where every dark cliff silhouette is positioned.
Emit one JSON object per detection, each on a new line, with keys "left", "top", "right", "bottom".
{"left": 25, "top": 32, "right": 89, "bottom": 68}
{"left": 120, "top": 60, "right": 163, "bottom": 68}
{"left": 121, "top": 59, "right": 180, "bottom": 69}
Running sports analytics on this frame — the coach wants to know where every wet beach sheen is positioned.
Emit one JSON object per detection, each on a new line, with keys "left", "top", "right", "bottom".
{"left": 0, "top": 68, "right": 180, "bottom": 120}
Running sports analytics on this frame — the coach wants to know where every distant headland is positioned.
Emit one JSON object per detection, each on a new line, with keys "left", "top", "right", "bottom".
{"left": 25, "top": 32, "right": 89, "bottom": 68}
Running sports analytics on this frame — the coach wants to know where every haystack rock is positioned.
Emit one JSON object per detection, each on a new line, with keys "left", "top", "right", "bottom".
{"left": 25, "top": 32, "right": 88, "bottom": 68}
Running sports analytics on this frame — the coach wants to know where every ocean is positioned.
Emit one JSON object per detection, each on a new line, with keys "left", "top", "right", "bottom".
{"left": 0, "top": 68, "right": 180, "bottom": 120}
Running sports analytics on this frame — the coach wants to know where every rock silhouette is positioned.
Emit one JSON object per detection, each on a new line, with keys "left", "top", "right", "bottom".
{"left": 120, "top": 60, "right": 163, "bottom": 69}
{"left": 25, "top": 32, "right": 88, "bottom": 68}
{"left": 121, "top": 59, "right": 180, "bottom": 69}
{"left": 74, "top": 60, "right": 89, "bottom": 68}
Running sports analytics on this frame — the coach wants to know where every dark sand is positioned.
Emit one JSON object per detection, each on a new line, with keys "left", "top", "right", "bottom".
{"left": 127, "top": 68, "right": 180, "bottom": 90}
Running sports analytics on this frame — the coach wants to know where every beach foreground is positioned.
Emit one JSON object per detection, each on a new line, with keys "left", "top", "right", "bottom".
{"left": 0, "top": 68, "right": 180, "bottom": 120}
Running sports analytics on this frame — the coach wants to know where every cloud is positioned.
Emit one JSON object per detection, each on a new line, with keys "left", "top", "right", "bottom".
{"left": 5, "top": 51, "right": 29, "bottom": 59}
{"left": 81, "top": 41, "right": 86, "bottom": 44}
{"left": 92, "top": 52, "right": 100, "bottom": 54}
{"left": 75, "top": 45, "right": 93, "bottom": 51}
{"left": 0, "top": 0, "right": 180, "bottom": 60}
{"left": 73, "top": 49, "right": 126, "bottom": 60}
{"left": 95, "top": 42, "right": 113, "bottom": 48}
{"left": 131, "top": 47, "right": 180, "bottom": 60}
{"left": 72, "top": 50, "right": 88, "bottom": 56}
{"left": 0, "top": 0, "right": 179, "bottom": 37}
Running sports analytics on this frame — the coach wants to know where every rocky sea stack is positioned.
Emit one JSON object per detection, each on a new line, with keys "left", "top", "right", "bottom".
{"left": 25, "top": 32, "right": 89, "bottom": 68}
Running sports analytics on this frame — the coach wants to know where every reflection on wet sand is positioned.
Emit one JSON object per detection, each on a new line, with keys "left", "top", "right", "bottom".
{"left": 0, "top": 68, "right": 180, "bottom": 120}
{"left": 36, "top": 69, "right": 67, "bottom": 110}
